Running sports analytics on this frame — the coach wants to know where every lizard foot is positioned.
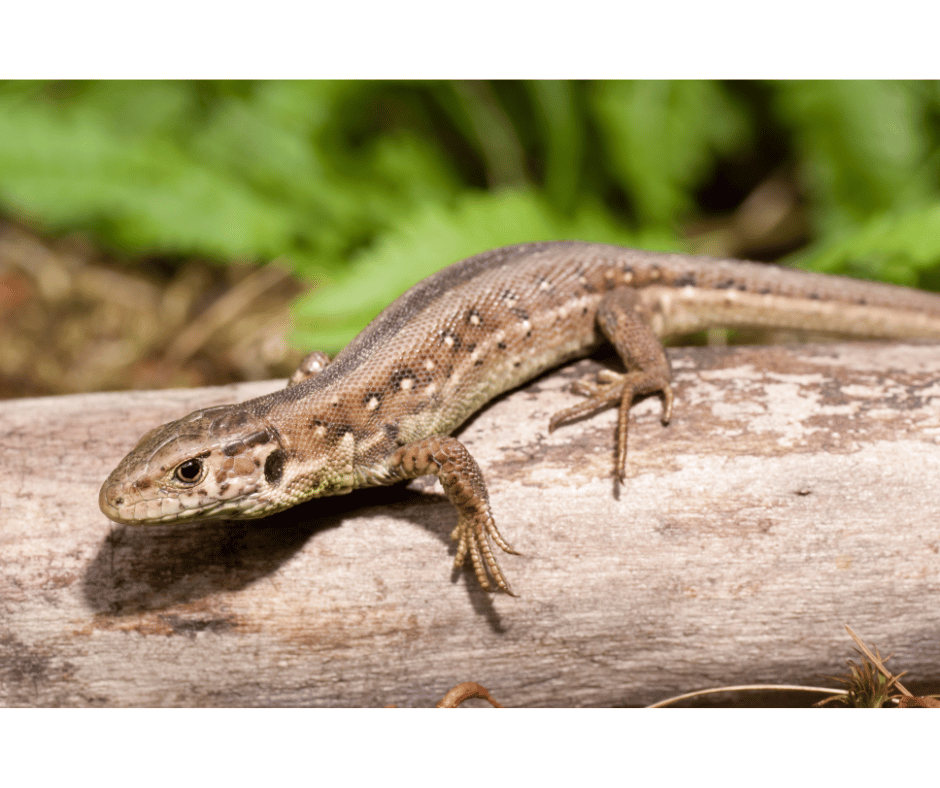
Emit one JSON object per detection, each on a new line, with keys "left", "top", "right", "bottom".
{"left": 548, "top": 369, "right": 673, "bottom": 481}
{"left": 451, "top": 508, "right": 518, "bottom": 596}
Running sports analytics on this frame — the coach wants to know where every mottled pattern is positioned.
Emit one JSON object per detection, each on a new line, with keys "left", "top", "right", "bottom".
{"left": 100, "top": 241, "right": 940, "bottom": 593}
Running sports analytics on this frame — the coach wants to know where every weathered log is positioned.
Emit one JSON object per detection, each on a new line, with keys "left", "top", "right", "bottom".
{"left": 2, "top": 342, "right": 939, "bottom": 707}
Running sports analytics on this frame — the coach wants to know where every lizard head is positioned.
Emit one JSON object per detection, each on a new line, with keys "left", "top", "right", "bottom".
{"left": 99, "top": 404, "right": 305, "bottom": 525}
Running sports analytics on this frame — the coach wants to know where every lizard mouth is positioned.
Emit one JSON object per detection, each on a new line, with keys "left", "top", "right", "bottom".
{"left": 98, "top": 481, "right": 234, "bottom": 525}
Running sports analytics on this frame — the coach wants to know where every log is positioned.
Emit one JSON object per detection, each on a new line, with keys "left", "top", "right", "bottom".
{"left": 2, "top": 342, "right": 939, "bottom": 707}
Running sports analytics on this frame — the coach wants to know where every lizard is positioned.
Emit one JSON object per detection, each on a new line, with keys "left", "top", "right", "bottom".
{"left": 99, "top": 241, "right": 940, "bottom": 595}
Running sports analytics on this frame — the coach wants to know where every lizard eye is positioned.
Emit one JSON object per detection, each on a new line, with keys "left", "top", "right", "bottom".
{"left": 175, "top": 459, "right": 204, "bottom": 484}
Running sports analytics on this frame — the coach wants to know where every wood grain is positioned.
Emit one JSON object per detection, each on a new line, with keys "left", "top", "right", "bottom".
{"left": 2, "top": 342, "right": 939, "bottom": 707}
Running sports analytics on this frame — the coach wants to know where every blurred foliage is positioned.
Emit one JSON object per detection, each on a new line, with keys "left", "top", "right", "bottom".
{"left": 2, "top": 80, "right": 940, "bottom": 352}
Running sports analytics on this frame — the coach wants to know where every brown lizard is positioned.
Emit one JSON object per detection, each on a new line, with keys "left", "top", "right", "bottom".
{"left": 99, "top": 241, "right": 940, "bottom": 594}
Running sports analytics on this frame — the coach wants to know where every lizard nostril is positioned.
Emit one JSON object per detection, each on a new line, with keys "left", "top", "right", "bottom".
{"left": 99, "top": 484, "right": 117, "bottom": 516}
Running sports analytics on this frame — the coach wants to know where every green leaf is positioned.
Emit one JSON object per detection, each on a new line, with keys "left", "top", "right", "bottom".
{"left": 773, "top": 81, "right": 938, "bottom": 234}
{"left": 526, "top": 80, "right": 585, "bottom": 214}
{"left": 429, "top": 81, "right": 529, "bottom": 188}
{"left": 0, "top": 88, "right": 301, "bottom": 260}
{"left": 0, "top": 81, "right": 460, "bottom": 270}
{"left": 791, "top": 203, "right": 940, "bottom": 287}
{"left": 590, "top": 81, "right": 750, "bottom": 228}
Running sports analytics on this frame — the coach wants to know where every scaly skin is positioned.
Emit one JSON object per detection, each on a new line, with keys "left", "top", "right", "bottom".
{"left": 100, "top": 241, "right": 940, "bottom": 594}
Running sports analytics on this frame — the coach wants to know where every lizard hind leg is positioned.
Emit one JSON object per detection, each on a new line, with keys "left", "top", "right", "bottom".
{"left": 547, "top": 287, "right": 674, "bottom": 481}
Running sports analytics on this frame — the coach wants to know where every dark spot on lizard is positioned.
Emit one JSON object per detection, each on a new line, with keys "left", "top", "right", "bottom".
{"left": 223, "top": 430, "right": 271, "bottom": 456}
{"left": 497, "top": 341, "right": 507, "bottom": 350}
{"left": 674, "top": 273, "right": 697, "bottom": 287}
{"left": 245, "top": 430, "right": 271, "bottom": 447}
{"left": 440, "top": 330, "right": 462, "bottom": 350}
{"left": 362, "top": 391, "right": 384, "bottom": 410}
{"left": 390, "top": 367, "right": 417, "bottom": 387}
{"left": 715, "top": 279, "right": 736, "bottom": 289}
{"left": 327, "top": 422, "right": 354, "bottom": 443}
{"left": 264, "top": 449, "right": 286, "bottom": 485}
{"left": 465, "top": 342, "right": 477, "bottom": 353}
{"left": 384, "top": 423, "right": 400, "bottom": 443}
{"left": 306, "top": 417, "right": 350, "bottom": 442}
{"left": 511, "top": 307, "right": 530, "bottom": 322}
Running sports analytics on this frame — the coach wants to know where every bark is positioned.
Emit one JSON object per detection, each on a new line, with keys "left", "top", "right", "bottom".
{"left": 2, "top": 342, "right": 939, "bottom": 707}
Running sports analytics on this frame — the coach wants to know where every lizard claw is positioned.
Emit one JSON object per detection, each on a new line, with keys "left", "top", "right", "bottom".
{"left": 451, "top": 512, "right": 518, "bottom": 596}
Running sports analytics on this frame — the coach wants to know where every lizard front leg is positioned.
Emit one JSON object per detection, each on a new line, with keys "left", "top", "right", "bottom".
{"left": 391, "top": 436, "right": 518, "bottom": 595}
{"left": 549, "top": 287, "right": 674, "bottom": 481}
